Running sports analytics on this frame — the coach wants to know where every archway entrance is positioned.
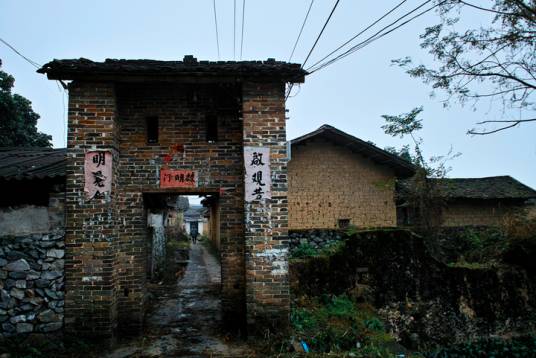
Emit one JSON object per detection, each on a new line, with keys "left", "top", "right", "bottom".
{"left": 38, "top": 56, "right": 305, "bottom": 340}
{"left": 135, "top": 193, "right": 239, "bottom": 356}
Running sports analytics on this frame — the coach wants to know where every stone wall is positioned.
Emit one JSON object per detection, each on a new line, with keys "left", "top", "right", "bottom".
{"left": 0, "top": 231, "right": 64, "bottom": 338}
{"left": 289, "top": 229, "right": 344, "bottom": 251}
{"left": 289, "top": 230, "right": 536, "bottom": 349}
{"left": 288, "top": 138, "right": 397, "bottom": 230}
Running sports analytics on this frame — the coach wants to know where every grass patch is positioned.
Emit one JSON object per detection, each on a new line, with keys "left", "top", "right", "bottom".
{"left": 290, "top": 294, "right": 404, "bottom": 356}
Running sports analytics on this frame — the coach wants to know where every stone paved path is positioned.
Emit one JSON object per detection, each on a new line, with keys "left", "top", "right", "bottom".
{"left": 105, "top": 242, "right": 254, "bottom": 358}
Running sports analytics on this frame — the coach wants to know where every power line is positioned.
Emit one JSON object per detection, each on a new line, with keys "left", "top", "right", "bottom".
{"left": 213, "top": 0, "right": 220, "bottom": 59}
{"left": 301, "top": 0, "right": 341, "bottom": 68}
{"left": 0, "top": 37, "right": 41, "bottom": 69}
{"left": 233, "top": 0, "right": 236, "bottom": 59}
{"left": 309, "top": 1, "right": 438, "bottom": 73}
{"left": 306, "top": 0, "right": 408, "bottom": 71}
{"left": 286, "top": 0, "right": 341, "bottom": 100}
{"left": 240, "top": 0, "right": 246, "bottom": 59}
{"left": 308, "top": 0, "right": 443, "bottom": 74}
{"left": 288, "top": 0, "right": 315, "bottom": 62}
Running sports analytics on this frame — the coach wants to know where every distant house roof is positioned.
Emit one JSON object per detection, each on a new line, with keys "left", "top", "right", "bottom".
{"left": 291, "top": 125, "right": 416, "bottom": 177}
{"left": 37, "top": 56, "right": 307, "bottom": 83}
{"left": 0, "top": 148, "right": 67, "bottom": 181}
{"left": 399, "top": 176, "right": 536, "bottom": 201}
{"left": 184, "top": 205, "right": 207, "bottom": 221}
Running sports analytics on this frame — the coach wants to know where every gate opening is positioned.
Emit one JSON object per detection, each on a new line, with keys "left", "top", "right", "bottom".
{"left": 143, "top": 193, "right": 220, "bottom": 284}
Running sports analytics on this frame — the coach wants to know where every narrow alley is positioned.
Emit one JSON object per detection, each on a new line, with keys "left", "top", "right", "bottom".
{"left": 106, "top": 243, "right": 253, "bottom": 358}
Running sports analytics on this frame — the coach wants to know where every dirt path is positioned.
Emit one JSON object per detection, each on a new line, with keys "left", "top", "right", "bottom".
{"left": 105, "top": 242, "right": 254, "bottom": 358}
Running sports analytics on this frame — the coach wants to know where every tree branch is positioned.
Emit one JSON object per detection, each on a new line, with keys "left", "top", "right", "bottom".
{"left": 475, "top": 118, "right": 536, "bottom": 124}
{"left": 458, "top": 0, "right": 522, "bottom": 17}
{"left": 468, "top": 118, "right": 536, "bottom": 135}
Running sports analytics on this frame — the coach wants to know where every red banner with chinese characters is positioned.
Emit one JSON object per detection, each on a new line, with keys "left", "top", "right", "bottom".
{"left": 160, "top": 169, "right": 197, "bottom": 188}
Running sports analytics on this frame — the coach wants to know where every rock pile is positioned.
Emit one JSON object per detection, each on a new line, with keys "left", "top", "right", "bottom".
{"left": 0, "top": 231, "right": 64, "bottom": 337}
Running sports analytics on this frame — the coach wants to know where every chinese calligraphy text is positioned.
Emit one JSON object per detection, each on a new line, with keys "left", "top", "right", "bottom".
{"left": 84, "top": 151, "right": 112, "bottom": 199}
{"left": 160, "top": 169, "right": 198, "bottom": 188}
{"left": 244, "top": 147, "right": 271, "bottom": 202}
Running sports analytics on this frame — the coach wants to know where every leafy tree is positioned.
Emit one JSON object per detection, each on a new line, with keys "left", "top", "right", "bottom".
{"left": 381, "top": 107, "right": 460, "bottom": 230}
{"left": 384, "top": 144, "right": 416, "bottom": 164}
{"left": 0, "top": 60, "right": 52, "bottom": 147}
{"left": 394, "top": 0, "right": 536, "bottom": 135}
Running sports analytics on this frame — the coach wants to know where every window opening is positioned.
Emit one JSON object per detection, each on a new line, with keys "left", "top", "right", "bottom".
{"left": 206, "top": 114, "right": 218, "bottom": 143}
{"left": 146, "top": 116, "right": 159, "bottom": 144}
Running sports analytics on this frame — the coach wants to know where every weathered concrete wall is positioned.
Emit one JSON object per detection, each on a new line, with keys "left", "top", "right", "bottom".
{"left": 0, "top": 189, "right": 65, "bottom": 236}
{"left": 0, "top": 231, "right": 65, "bottom": 338}
{"left": 288, "top": 139, "right": 397, "bottom": 229}
{"left": 0, "top": 206, "right": 50, "bottom": 235}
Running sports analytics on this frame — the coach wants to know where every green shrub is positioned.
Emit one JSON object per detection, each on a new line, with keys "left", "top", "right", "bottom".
{"left": 290, "top": 242, "right": 318, "bottom": 258}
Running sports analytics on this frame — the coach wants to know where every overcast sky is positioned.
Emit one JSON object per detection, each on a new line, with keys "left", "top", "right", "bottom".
{"left": 1, "top": 0, "right": 534, "bottom": 188}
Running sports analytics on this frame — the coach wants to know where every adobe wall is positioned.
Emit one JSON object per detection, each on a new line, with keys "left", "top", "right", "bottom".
{"left": 288, "top": 139, "right": 397, "bottom": 229}
{"left": 441, "top": 200, "right": 517, "bottom": 227}
{"left": 64, "top": 80, "right": 289, "bottom": 339}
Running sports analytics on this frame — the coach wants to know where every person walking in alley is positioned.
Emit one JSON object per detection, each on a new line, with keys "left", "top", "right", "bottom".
{"left": 191, "top": 231, "right": 198, "bottom": 244}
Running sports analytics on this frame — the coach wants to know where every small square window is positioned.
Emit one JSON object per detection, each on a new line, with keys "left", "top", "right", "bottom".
{"left": 338, "top": 219, "right": 350, "bottom": 229}
{"left": 146, "top": 116, "right": 159, "bottom": 144}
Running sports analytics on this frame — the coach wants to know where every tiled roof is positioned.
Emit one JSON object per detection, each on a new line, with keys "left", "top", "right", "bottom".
{"left": 291, "top": 124, "right": 416, "bottom": 177}
{"left": 0, "top": 148, "right": 67, "bottom": 180}
{"left": 399, "top": 176, "right": 536, "bottom": 200}
{"left": 37, "top": 56, "right": 307, "bottom": 82}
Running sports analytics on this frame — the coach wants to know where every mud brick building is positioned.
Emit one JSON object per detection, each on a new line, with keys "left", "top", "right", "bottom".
{"left": 37, "top": 56, "right": 306, "bottom": 340}
{"left": 398, "top": 176, "right": 536, "bottom": 226}
{"left": 288, "top": 125, "right": 415, "bottom": 230}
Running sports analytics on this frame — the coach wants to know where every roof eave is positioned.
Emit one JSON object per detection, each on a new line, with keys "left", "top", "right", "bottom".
{"left": 291, "top": 126, "right": 416, "bottom": 178}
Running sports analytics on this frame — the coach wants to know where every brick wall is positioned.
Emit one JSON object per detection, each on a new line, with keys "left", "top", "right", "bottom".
{"left": 64, "top": 78, "right": 291, "bottom": 339}
{"left": 115, "top": 83, "right": 246, "bottom": 333}
{"left": 441, "top": 200, "right": 517, "bottom": 227}
{"left": 64, "top": 82, "right": 119, "bottom": 340}
{"left": 242, "top": 81, "right": 290, "bottom": 333}
{"left": 288, "top": 139, "right": 397, "bottom": 229}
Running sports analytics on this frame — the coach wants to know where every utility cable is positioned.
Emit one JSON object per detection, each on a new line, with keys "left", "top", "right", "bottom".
{"left": 288, "top": 0, "right": 315, "bottom": 62}
{"left": 286, "top": 0, "right": 341, "bottom": 100}
{"left": 213, "top": 0, "right": 220, "bottom": 59}
{"left": 240, "top": 0, "right": 246, "bottom": 59}
{"left": 233, "top": 0, "right": 236, "bottom": 59}
{"left": 308, "top": 0, "right": 443, "bottom": 74}
{"left": 0, "top": 37, "right": 41, "bottom": 68}
{"left": 301, "top": 0, "right": 341, "bottom": 68}
{"left": 306, "top": 0, "right": 408, "bottom": 71}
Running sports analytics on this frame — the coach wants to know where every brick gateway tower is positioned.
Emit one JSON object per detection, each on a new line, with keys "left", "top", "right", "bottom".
{"left": 38, "top": 57, "right": 306, "bottom": 339}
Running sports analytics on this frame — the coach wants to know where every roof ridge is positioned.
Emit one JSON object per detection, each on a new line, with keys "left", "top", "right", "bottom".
{"left": 291, "top": 124, "right": 416, "bottom": 177}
